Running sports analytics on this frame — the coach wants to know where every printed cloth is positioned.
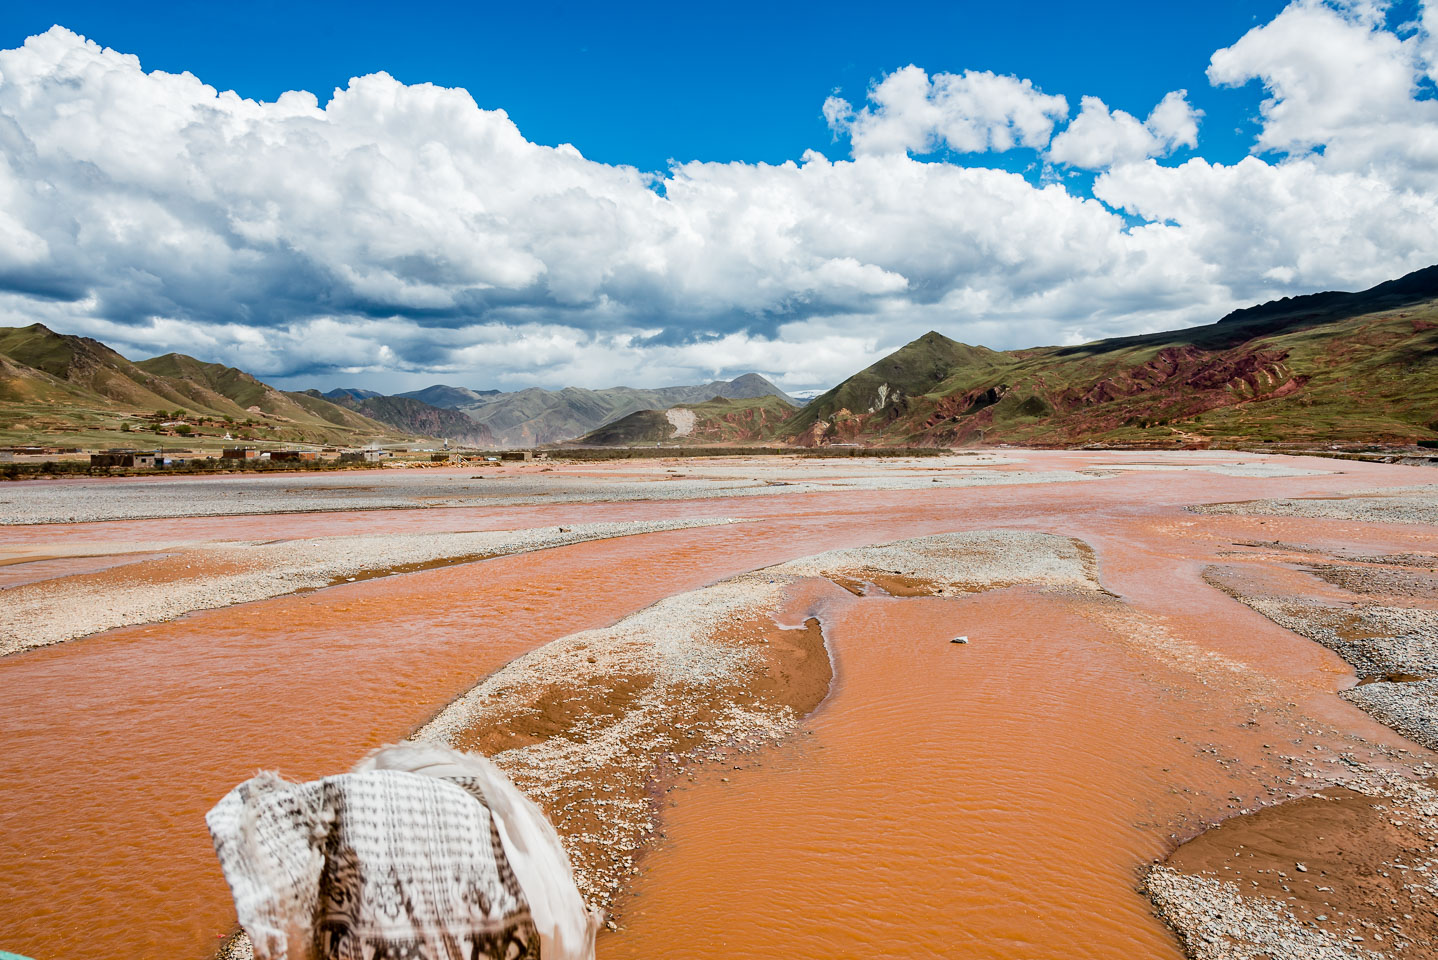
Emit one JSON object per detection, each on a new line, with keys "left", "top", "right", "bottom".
{"left": 208, "top": 744, "right": 597, "bottom": 960}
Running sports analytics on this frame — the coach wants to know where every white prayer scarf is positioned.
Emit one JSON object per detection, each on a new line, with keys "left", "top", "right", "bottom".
{"left": 208, "top": 744, "right": 598, "bottom": 960}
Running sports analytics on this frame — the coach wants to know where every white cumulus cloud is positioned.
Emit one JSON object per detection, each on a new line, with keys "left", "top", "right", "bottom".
{"left": 1048, "top": 90, "right": 1201, "bottom": 169}
{"left": 823, "top": 65, "right": 1069, "bottom": 156}
{"left": 0, "top": 4, "right": 1434, "bottom": 394}
{"left": 1207, "top": 0, "right": 1438, "bottom": 185}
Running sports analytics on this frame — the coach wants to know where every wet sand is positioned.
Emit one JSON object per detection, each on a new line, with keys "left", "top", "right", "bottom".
{"left": 1158, "top": 782, "right": 1438, "bottom": 955}
{"left": 0, "top": 455, "right": 1099, "bottom": 525}
{"left": 2, "top": 450, "right": 1437, "bottom": 960}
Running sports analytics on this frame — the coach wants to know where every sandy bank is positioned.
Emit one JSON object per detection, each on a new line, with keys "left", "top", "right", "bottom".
{"left": 1193, "top": 486, "right": 1438, "bottom": 526}
{"left": 0, "top": 518, "right": 741, "bottom": 656}
{"left": 1147, "top": 762, "right": 1438, "bottom": 959}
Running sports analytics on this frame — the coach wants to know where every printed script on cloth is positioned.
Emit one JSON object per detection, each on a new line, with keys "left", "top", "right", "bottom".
{"left": 207, "top": 744, "right": 598, "bottom": 960}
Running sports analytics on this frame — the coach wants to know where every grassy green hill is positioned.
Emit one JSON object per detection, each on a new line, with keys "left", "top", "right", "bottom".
{"left": 136, "top": 353, "right": 279, "bottom": 412}
{"left": 785, "top": 332, "right": 1008, "bottom": 443}
{"left": 785, "top": 265, "right": 1438, "bottom": 448}
{"left": 0, "top": 324, "right": 415, "bottom": 449}
{"left": 0, "top": 324, "right": 192, "bottom": 412}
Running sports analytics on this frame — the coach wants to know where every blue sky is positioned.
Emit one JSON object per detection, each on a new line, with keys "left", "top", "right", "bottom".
{"left": 0, "top": 1, "right": 1434, "bottom": 392}
{"left": 2, "top": 0, "right": 1293, "bottom": 173}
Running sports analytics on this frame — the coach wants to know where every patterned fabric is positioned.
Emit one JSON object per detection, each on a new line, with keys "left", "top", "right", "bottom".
{"left": 208, "top": 768, "right": 541, "bottom": 960}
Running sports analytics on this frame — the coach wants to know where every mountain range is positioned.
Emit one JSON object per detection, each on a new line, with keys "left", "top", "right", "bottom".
{"left": 3, "top": 263, "right": 1435, "bottom": 452}
{"left": 0, "top": 324, "right": 798, "bottom": 451}
{"left": 388, "top": 373, "right": 795, "bottom": 447}
{"left": 313, "top": 390, "right": 495, "bottom": 447}
{"left": 574, "top": 263, "right": 1438, "bottom": 449}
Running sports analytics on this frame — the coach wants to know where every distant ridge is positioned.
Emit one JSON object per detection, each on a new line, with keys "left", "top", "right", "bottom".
{"left": 390, "top": 373, "right": 795, "bottom": 446}
{"left": 322, "top": 387, "right": 383, "bottom": 402}
{"left": 397, "top": 384, "right": 503, "bottom": 409}
{"left": 1216, "top": 264, "right": 1438, "bottom": 332}
{"left": 781, "top": 263, "right": 1438, "bottom": 448}
{"left": 313, "top": 391, "right": 494, "bottom": 447}
{"left": 578, "top": 394, "right": 797, "bottom": 446}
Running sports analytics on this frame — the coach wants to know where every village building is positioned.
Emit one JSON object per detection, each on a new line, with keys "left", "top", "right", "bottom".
{"left": 90, "top": 452, "right": 159, "bottom": 469}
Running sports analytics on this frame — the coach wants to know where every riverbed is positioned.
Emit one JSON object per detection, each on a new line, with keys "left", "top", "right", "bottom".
{"left": 2, "top": 450, "right": 1435, "bottom": 959}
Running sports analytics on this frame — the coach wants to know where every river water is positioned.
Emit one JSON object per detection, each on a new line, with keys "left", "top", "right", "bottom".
{"left": 1, "top": 453, "right": 1433, "bottom": 959}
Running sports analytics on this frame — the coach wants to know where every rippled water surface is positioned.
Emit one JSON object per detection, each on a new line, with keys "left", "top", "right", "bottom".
{"left": 610, "top": 589, "right": 1216, "bottom": 959}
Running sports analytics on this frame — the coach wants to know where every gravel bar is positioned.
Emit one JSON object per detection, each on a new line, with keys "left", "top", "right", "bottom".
{"left": 0, "top": 467, "right": 1101, "bottom": 525}
{"left": 1146, "top": 866, "right": 1385, "bottom": 960}
{"left": 0, "top": 517, "right": 743, "bottom": 655}
{"left": 1341, "top": 680, "right": 1438, "bottom": 751}
{"left": 1192, "top": 487, "right": 1438, "bottom": 526}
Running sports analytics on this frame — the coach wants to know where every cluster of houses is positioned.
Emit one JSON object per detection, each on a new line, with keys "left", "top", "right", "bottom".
{"left": 82, "top": 446, "right": 540, "bottom": 470}
{"left": 87, "top": 447, "right": 394, "bottom": 469}
{"left": 89, "top": 451, "right": 165, "bottom": 469}
{"left": 0, "top": 446, "right": 80, "bottom": 461}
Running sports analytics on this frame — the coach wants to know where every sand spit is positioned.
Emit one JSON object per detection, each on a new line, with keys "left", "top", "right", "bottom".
{"left": 1204, "top": 564, "right": 1438, "bottom": 685}
{"left": 1342, "top": 681, "right": 1438, "bottom": 751}
{"left": 1193, "top": 486, "right": 1438, "bottom": 526}
{"left": 0, "top": 541, "right": 178, "bottom": 564}
{"left": 1202, "top": 550, "right": 1438, "bottom": 769}
{"left": 0, "top": 518, "right": 741, "bottom": 656}
{"left": 1102, "top": 462, "right": 1334, "bottom": 479}
{"left": 1308, "top": 562, "right": 1438, "bottom": 601}
{"left": 1212, "top": 591, "right": 1438, "bottom": 682}
{"left": 411, "top": 530, "right": 1099, "bottom": 914}
{"left": 0, "top": 465, "right": 1101, "bottom": 524}
{"left": 773, "top": 527, "right": 1100, "bottom": 593}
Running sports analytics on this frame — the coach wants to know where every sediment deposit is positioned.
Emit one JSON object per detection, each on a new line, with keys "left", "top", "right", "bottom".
{"left": 1193, "top": 487, "right": 1438, "bottom": 526}
{"left": 1148, "top": 486, "right": 1438, "bottom": 959}
{"left": 0, "top": 518, "right": 740, "bottom": 654}
{"left": 1148, "top": 764, "right": 1438, "bottom": 959}
{"left": 0, "top": 459, "right": 1100, "bottom": 524}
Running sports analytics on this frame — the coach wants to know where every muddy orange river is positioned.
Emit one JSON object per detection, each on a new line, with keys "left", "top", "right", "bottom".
{"left": 2, "top": 453, "right": 1434, "bottom": 959}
